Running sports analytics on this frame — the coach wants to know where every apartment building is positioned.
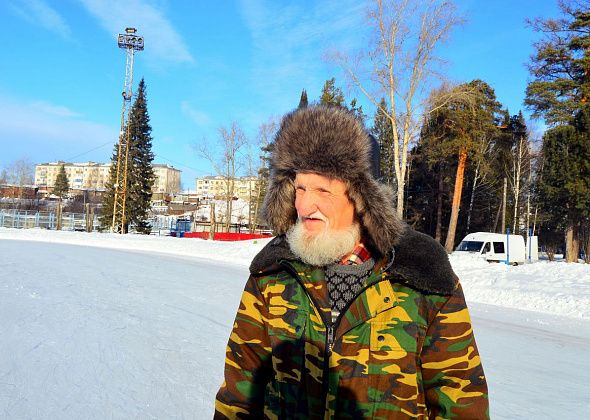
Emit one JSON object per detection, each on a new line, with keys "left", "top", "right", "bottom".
{"left": 35, "top": 162, "right": 110, "bottom": 191}
{"left": 35, "top": 162, "right": 181, "bottom": 195}
{"left": 195, "top": 175, "right": 259, "bottom": 201}
{"left": 152, "top": 164, "right": 181, "bottom": 194}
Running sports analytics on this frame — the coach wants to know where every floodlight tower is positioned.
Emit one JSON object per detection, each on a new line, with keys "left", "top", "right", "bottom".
{"left": 111, "top": 27, "right": 144, "bottom": 233}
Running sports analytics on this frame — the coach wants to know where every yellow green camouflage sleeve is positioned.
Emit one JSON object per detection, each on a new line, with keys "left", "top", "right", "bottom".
{"left": 421, "top": 283, "right": 489, "bottom": 419}
{"left": 214, "top": 275, "right": 271, "bottom": 419}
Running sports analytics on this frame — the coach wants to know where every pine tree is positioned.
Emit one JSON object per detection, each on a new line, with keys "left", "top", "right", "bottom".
{"left": 298, "top": 89, "right": 308, "bottom": 108}
{"left": 526, "top": 2, "right": 590, "bottom": 261}
{"left": 100, "top": 79, "right": 155, "bottom": 233}
{"left": 422, "top": 80, "right": 503, "bottom": 251}
{"left": 525, "top": 1, "right": 590, "bottom": 125}
{"left": 319, "top": 78, "right": 345, "bottom": 107}
{"left": 53, "top": 164, "right": 70, "bottom": 198}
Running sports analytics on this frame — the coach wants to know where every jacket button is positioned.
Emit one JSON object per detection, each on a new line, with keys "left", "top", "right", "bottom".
{"left": 384, "top": 297, "right": 390, "bottom": 303}
{"left": 377, "top": 335, "right": 385, "bottom": 342}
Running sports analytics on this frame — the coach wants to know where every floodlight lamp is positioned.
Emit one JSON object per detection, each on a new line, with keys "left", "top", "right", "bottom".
{"left": 117, "top": 33, "right": 144, "bottom": 50}
{"left": 126, "top": 27, "right": 137, "bottom": 34}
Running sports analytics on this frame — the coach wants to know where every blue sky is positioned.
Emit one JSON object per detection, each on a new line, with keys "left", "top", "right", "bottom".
{"left": 0, "top": 0, "right": 561, "bottom": 189}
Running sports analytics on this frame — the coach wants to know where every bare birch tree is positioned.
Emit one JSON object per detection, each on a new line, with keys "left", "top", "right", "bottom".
{"left": 335, "top": 0, "right": 462, "bottom": 217}
{"left": 5, "top": 158, "right": 35, "bottom": 186}
{"left": 510, "top": 131, "right": 531, "bottom": 233}
{"left": 198, "top": 122, "right": 248, "bottom": 232}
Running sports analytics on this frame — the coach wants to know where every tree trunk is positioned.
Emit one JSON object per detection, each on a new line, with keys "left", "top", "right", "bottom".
{"left": 251, "top": 180, "right": 263, "bottom": 234}
{"left": 565, "top": 223, "right": 577, "bottom": 263}
{"left": 512, "top": 146, "right": 522, "bottom": 233}
{"left": 466, "top": 164, "right": 480, "bottom": 232}
{"left": 582, "top": 225, "right": 590, "bottom": 264}
{"left": 492, "top": 197, "right": 501, "bottom": 233}
{"left": 228, "top": 199, "right": 233, "bottom": 232}
{"left": 396, "top": 178, "right": 404, "bottom": 218}
{"left": 444, "top": 147, "right": 468, "bottom": 253}
{"left": 56, "top": 199, "right": 63, "bottom": 231}
{"left": 225, "top": 197, "right": 231, "bottom": 233}
{"left": 209, "top": 202, "right": 216, "bottom": 240}
{"left": 85, "top": 203, "right": 91, "bottom": 232}
{"left": 247, "top": 178, "right": 253, "bottom": 234}
{"left": 435, "top": 170, "right": 444, "bottom": 243}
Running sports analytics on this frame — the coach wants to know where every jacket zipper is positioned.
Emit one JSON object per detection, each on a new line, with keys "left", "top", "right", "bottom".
{"left": 279, "top": 262, "right": 334, "bottom": 412}
{"left": 279, "top": 261, "right": 390, "bottom": 415}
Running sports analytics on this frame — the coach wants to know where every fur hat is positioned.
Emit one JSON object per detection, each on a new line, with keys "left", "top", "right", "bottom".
{"left": 262, "top": 105, "right": 405, "bottom": 256}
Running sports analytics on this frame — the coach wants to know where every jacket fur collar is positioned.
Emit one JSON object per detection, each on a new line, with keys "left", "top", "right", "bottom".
{"left": 250, "top": 227, "right": 458, "bottom": 295}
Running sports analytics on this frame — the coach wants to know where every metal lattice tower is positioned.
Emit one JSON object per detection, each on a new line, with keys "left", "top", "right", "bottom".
{"left": 111, "top": 27, "right": 144, "bottom": 233}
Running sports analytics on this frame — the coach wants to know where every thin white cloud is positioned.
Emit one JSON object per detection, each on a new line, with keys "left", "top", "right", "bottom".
{"left": 79, "top": 0, "right": 194, "bottom": 65}
{"left": 0, "top": 95, "right": 118, "bottom": 165}
{"left": 9, "top": 0, "right": 72, "bottom": 39}
{"left": 181, "top": 101, "right": 211, "bottom": 127}
{"left": 237, "top": 0, "right": 368, "bottom": 111}
{"left": 31, "top": 100, "right": 81, "bottom": 118}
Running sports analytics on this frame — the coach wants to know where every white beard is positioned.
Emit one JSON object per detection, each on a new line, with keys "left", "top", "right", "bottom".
{"left": 286, "top": 219, "right": 361, "bottom": 266}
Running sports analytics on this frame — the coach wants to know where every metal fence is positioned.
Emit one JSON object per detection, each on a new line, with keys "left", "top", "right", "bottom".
{"left": 0, "top": 209, "right": 99, "bottom": 231}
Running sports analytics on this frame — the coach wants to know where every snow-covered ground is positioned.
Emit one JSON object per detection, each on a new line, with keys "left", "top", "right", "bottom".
{"left": 1, "top": 228, "right": 589, "bottom": 419}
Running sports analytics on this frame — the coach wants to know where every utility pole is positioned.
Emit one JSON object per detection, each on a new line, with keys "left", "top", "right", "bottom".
{"left": 501, "top": 177, "right": 507, "bottom": 234}
{"left": 111, "top": 27, "right": 144, "bottom": 233}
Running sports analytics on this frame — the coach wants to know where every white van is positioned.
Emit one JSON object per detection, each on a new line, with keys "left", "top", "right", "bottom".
{"left": 455, "top": 232, "right": 535, "bottom": 265}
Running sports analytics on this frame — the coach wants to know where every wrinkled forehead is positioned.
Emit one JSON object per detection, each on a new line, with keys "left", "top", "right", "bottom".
{"left": 294, "top": 171, "right": 349, "bottom": 191}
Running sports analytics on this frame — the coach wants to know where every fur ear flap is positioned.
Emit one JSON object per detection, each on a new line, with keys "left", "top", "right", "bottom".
{"left": 262, "top": 173, "right": 297, "bottom": 235}
{"left": 347, "top": 177, "right": 404, "bottom": 255}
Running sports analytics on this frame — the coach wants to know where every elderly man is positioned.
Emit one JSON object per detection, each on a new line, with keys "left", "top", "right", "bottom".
{"left": 215, "top": 106, "right": 488, "bottom": 419}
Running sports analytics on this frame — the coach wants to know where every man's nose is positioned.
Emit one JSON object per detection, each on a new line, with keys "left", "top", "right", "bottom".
{"left": 296, "top": 190, "right": 318, "bottom": 216}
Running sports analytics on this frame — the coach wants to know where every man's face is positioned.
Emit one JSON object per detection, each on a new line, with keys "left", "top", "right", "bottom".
{"left": 294, "top": 172, "right": 356, "bottom": 235}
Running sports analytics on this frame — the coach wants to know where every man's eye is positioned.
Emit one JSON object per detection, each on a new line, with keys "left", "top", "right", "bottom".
{"left": 295, "top": 186, "right": 305, "bottom": 192}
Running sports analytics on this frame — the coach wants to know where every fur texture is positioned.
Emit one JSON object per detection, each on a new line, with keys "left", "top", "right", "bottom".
{"left": 250, "top": 230, "right": 457, "bottom": 295}
{"left": 262, "top": 106, "right": 404, "bottom": 256}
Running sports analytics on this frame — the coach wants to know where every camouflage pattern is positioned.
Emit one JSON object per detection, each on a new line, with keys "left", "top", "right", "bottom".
{"left": 215, "top": 259, "right": 488, "bottom": 419}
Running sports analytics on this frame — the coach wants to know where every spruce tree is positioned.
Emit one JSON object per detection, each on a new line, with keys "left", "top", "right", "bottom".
{"left": 100, "top": 79, "right": 155, "bottom": 233}
{"left": 298, "top": 89, "right": 308, "bottom": 108}
{"left": 53, "top": 164, "right": 70, "bottom": 198}
{"left": 537, "top": 106, "right": 590, "bottom": 261}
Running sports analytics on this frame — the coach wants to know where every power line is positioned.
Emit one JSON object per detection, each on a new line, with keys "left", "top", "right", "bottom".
{"left": 154, "top": 153, "right": 211, "bottom": 175}
{"left": 63, "top": 141, "right": 113, "bottom": 162}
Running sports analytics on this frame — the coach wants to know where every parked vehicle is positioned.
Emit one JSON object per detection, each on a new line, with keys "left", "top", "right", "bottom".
{"left": 455, "top": 232, "right": 537, "bottom": 265}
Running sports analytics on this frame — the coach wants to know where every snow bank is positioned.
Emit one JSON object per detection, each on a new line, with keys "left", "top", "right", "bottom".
{"left": 2, "top": 228, "right": 589, "bottom": 319}
{"left": 0, "top": 227, "right": 270, "bottom": 268}
{"left": 451, "top": 254, "right": 590, "bottom": 319}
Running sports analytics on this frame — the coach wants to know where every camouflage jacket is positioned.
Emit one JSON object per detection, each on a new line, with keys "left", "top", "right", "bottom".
{"left": 215, "top": 230, "right": 488, "bottom": 419}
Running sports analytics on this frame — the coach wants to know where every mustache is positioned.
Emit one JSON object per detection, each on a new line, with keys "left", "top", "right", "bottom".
{"left": 300, "top": 211, "right": 328, "bottom": 223}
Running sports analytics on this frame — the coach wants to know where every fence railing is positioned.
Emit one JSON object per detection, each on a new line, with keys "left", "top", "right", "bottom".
{"left": 0, "top": 209, "right": 99, "bottom": 231}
